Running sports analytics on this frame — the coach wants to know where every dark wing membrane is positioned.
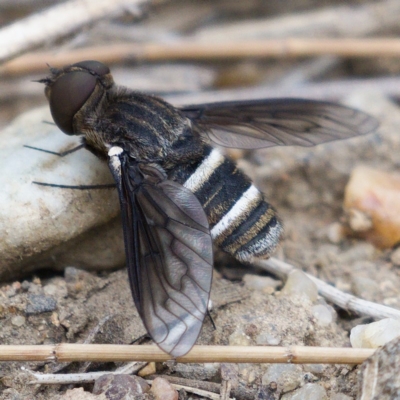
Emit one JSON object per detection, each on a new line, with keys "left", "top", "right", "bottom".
{"left": 180, "top": 99, "right": 379, "bottom": 149}
{"left": 109, "top": 156, "right": 213, "bottom": 357}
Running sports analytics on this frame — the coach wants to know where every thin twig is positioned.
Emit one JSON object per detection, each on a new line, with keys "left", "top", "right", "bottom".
{"left": 220, "top": 380, "right": 232, "bottom": 400}
{"left": 27, "top": 361, "right": 146, "bottom": 384}
{"left": 254, "top": 258, "right": 400, "bottom": 320}
{"left": 2, "top": 37, "right": 400, "bottom": 75}
{"left": 0, "top": 0, "right": 148, "bottom": 64}
{"left": 0, "top": 344, "right": 374, "bottom": 363}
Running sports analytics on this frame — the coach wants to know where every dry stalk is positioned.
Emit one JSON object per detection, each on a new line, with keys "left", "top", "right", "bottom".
{"left": 0, "top": 344, "right": 374, "bottom": 364}
{"left": 26, "top": 361, "right": 146, "bottom": 385}
{"left": 2, "top": 38, "right": 400, "bottom": 75}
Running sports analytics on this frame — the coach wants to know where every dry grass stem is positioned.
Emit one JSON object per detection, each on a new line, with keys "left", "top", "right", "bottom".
{"left": 2, "top": 37, "right": 400, "bottom": 75}
{"left": 27, "top": 361, "right": 146, "bottom": 385}
{"left": 255, "top": 258, "right": 400, "bottom": 320}
{"left": 0, "top": 0, "right": 147, "bottom": 64}
{"left": 0, "top": 344, "right": 374, "bottom": 364}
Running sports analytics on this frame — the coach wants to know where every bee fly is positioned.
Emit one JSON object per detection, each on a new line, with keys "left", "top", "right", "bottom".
{"left": 39, "top": 60, "right": 378, "bottom": 357}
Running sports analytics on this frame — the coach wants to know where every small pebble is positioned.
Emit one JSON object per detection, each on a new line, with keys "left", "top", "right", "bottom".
{"left": 256, "top": 332, "right": 281, "bottom": 346}
{"left": 244, "top": 323, "right": 259, "bottom": 337}
{"left": 32, "top": 277, "right": 41, "bottom": 285}
{"left": 281, "top": 383, "right": 328, "bottom": 400}
{"left": 346, "top": 208, "right": 372, "bottom": 232}
{"left": 312, "top": 304, "right": 334, "bottom": 326}
{"left": 229, "top": 329, "right": 251, "bottom": 346}
{"left": 262, "top": 364, "right": 302, "bottom": 393}
{"left": 138, "top": 362, "right": 157, "bottom": 377}
{"left": 248, "top": 370, "right": 257, "bottom": 384}
{"left": 12, "top": 281, "right": 21, "bottom": 292}
{"left": 303, "top": 364, "right": 325, "bottom": 375}
{"left": 43, "top": 284, "right": 59, "bottom": 296}
{"left": 350, "top": 318, "right": 400, "bottom": 348}
{"left": 51, "top": 312, "right": 60, "bottom": 327}
{"left": 11, "top": 315, "right": 26, "bottom": 327}
{"left": 25, "top": 294, "right": 57, "bottom": 315}
{"left": 303, "top": 372, "right": 317, "bottom": 382}
{"left": 93, "top": 374, "right": 150, "bottom": 397}
{"left": 243, "top": 274, "right": 281, "bottom": 292}
{"left": 150, "top": 377, "right": 178, "bottom": 400}
{"left": 326, "top": 222, "right": 345, "bottom": 244}
{"left": 281, "top": 270, "right": 318, "bottom": 302}
{"left": 344, "top": 166, "right": 400, "bottom": 248}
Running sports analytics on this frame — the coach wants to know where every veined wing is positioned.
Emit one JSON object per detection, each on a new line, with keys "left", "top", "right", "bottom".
{"left": 108, "top": 148, "right": 213, "bottom": 357}
{"left": 180, "top": 98, "right": 379, "bottom": 149}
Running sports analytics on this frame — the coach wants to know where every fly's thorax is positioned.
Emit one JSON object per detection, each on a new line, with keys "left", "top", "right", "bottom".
{"left": 78, "top": 87, "right": 200, "bottom": 164}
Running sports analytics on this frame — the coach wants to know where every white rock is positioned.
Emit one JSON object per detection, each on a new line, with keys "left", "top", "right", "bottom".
{"left": 262, "top": 364, "right": 302, "bottom": 393}
{"left": 281, "top": 270, "right": 318, "bottom": 302}
{"left": 256, "top": 332, "right": 281, "bottom": 345}
{"left": 281, "top": 383, "right": 328, "bottom": 400}
{"left": 312, "top": 304, "right": 335, "bottom": 326}
{"left": 350, "top": 318, "right": 400, "bottom": 348}
{"left": 11, "top": 316, "right": 26, "bottom": 327}
{"left": 150, "top": 377, "right": 178, "bottom": 400}
{"left": 243, "top": 274, "right": 281, "bottom": 291}
{"left": 0, "top": 107, "right": 121, "bottom": 280}
{"left": 228, "top": 329, "right": 251, "bottom": 346}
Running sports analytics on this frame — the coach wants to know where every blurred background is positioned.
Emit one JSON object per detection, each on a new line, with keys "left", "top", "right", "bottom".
{"left": 1, "top": 0, "right": 400, "bottom": 129}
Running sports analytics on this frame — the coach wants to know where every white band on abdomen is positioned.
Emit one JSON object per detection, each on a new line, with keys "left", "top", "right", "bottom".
{"left": 183, "top": 148, "right": 224, "bottom": 192}
{"left": 211, "top": 184, "right": 261, "bottom": 239}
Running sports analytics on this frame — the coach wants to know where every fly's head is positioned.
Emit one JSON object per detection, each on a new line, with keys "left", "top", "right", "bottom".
{"left": 40, "top": 60, "right": 114, "bottom": 153}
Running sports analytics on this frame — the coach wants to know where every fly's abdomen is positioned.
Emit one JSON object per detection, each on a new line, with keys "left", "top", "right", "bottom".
{"left": 170, "top": 146, "right": 283, "bottom": 262}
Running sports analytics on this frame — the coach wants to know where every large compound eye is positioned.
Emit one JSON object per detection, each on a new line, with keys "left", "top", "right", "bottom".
{"left": 49, "top": 71, "right": 97, "bottom": 134}
{"left": 72, "top": 60, "right": 110, "bottom": 76}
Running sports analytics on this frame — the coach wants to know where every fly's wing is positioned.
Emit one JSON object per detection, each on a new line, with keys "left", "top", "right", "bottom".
{"left": 180, "top": 98, "right": 379, "bottom": 149}
{"left": 108, "top": 152, "right": 213, "bottom": 357}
